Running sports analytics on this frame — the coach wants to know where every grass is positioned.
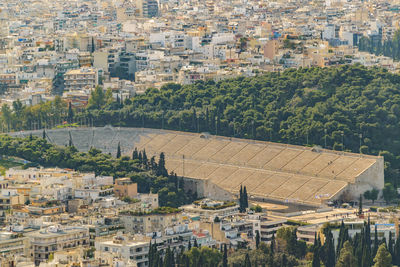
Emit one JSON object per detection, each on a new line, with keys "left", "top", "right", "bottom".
{"left": 55, "top": 123, "right": 79, "bottom": 129}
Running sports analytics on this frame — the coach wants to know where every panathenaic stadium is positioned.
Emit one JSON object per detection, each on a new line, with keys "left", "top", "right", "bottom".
{"left": 13, "top": 126, "right": 384, "bottom": 207}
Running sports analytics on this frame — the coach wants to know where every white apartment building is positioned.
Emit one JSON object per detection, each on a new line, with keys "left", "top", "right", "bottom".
{"left": 95, "top": 234, "right": 150, "bottom": 267}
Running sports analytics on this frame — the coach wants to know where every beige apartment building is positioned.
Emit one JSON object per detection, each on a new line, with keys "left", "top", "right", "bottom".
{"left": 114, "top": 178, "right": 138, "bottom": 199}
{"left": 26, "top": 225, "right": 89, "bottom": 266}
{"left": 64, "top": 68, "right": 98, "bottom": 91}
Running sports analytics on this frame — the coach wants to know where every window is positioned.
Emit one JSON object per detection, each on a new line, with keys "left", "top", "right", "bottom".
{"left": 104, "top": 247, "right": 109, "bottom": 251}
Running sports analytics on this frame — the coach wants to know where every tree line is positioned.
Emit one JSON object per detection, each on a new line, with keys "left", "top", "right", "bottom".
{"left": 0, "top": 134, "right": 195, "bottom": 207}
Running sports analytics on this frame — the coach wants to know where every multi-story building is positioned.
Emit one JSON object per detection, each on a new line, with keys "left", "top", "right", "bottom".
{"left": 114, "top": 178, "right": 138, "bottom": 199}
{"left": 63, "top": 68, "right": 98, "bottom": 91}
{"left": 120, "top": 209, "right": 182, "bottom": 234}
{"left": 26, "top": 225, "right": 89, "bottom": 266}
{"left": 95, "top": 234, "right": 150, "bottom": 267}
{"left": 0, "top": 232, "right": 30, "bottom": 261}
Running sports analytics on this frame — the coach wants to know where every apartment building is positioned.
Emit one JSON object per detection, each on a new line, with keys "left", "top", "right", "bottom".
{"left": 114, "top": 178, "right": 138, "bottom": 199}
{"left": 95, "top": 234, "right": 150, "bottom": 267}
{"left": 64, "top": 68, "right": 98, "bottom": 91}
{"left": 26, "top": 225, "right": 89, "bottom": 266}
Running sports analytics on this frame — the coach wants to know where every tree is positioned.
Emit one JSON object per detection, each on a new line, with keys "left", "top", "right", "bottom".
{"left": 157, "top": 152, "right": 168, "bottom": 176}
{"left": 364, "top": 188, "right": 379, "bottom": 204}
{"left": 116, "top": 142, "right": 121, "bottom": 158}
{"left": 359, "top": 194, "right": 363, "bottom": 215}
{"left": 67, "top": 102, "right": 74, "bottom": 123}
{"left": 87, "top": 86, "right": 106, "bottom": 109}
{"left": 383, "top": 183, "right": 397, "bottom": 204}
{"left": 312, "top": 245, "right": 321, "bottom": 267}
{"left": 373, "top": 243, "right": 392, "bottom": 267}
{"left": 323, "top": 229, "right": 336, "bottom": 267}
{"left": 244, "top": 253, "right": 251, "bottom": 267}
{"left": 243, "top": 186, "right": 248, "bottom": 209}
{"left": 336, "top": 241, "right": 356, "bottom": 267}
{"left": 255, "top": 230, "right": 260, "bottom": 249}
{"left": 222, "top": 244, "right": 228, "bottom": 267}
{"left": 132, "top": 148, "right": 138, "bottom": 160}
{"left": 393, "top": 232, "right": 400, "bottom": 265}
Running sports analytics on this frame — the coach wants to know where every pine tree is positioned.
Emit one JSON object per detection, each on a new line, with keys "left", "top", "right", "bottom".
{"left": 116, "top": 142, "right": 121, "bottom": 158}
{"left": 223, "top": 244, "right": 228, "bottom": 267}
{"left": 255, "top": 230, "right": 260, "bottom": 249}
{"left": 336, "top": 241, "right": 357, "bottom": 267}
{"left": 373, "top": 243, "right": 392, "bottom": 267}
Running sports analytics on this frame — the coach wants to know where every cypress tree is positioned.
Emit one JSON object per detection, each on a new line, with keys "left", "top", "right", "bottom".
{"left": 163, "top": 247, "right": 172, "bottom": 267}
{"left": 337, "top": 221, "right": 346, "bottom": 258}
{"left": 255, "top": 230, "right": 260, "bottom": 249}
{"left": 244, "top": 253, "right": 251, "bottom": 267}
{"left": 312, "top": 245, "right": 321, "bottom": 267}
{"left": 142, "top": 149, "right": 148, "bottom": 167}
{"left": 358, "top": 194, "right": 363, "bottom": 215}
{"left": 389, "top": 231, "right": 394, "bottom": 257}
{"left": 223, "top": 244, "right": 228, "bottom": 267}
{"left": 116, "top": 142, "right": 121, "bottom": 158}
{"left": 373, "top": 225, "right": 379, "bottom": 257}
{"left": 239, "top": 185, "right": 243, "bottom": 212}
{"left": 157, "top": 152, "right": 168, "bottom": 176}
{"left": 138, "top": 151, "right": 143, "bottom": 165}
{"left": 132, "top": 147, "right": 138, "bottom": 160}
{"left": 270, "top": 233, "right": 275, "bottom": 254}
{"left": 91, "top": 37, "right": 95, "bottom": 53}
{"left": 29, "top": 133, "right": 33, "bottom": 141}
{"left": 268, "top": 251, "right": 274, "bottom": 267}
{"left": 67, "top": 102, "right": 73, "bottom": 123}
{"left": 194, "top": 239, "right": 199, "bottom": 248}
{"left": 42, "top": 129, "right": 46, "bottom": 139}
{"left": 323, "top": 229, "right": 336, "bottom": 267}
{"left": 243, "top": 186, "right": 248, "bottom": 209}
{"left": 393, "top": 232, "right": 400, "bottom": 265}
{"left": 188, "top": 240, "right": 191, "bottom": 250}
{"left": 184, "top": 254, "right": 190, "bottom": 267}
